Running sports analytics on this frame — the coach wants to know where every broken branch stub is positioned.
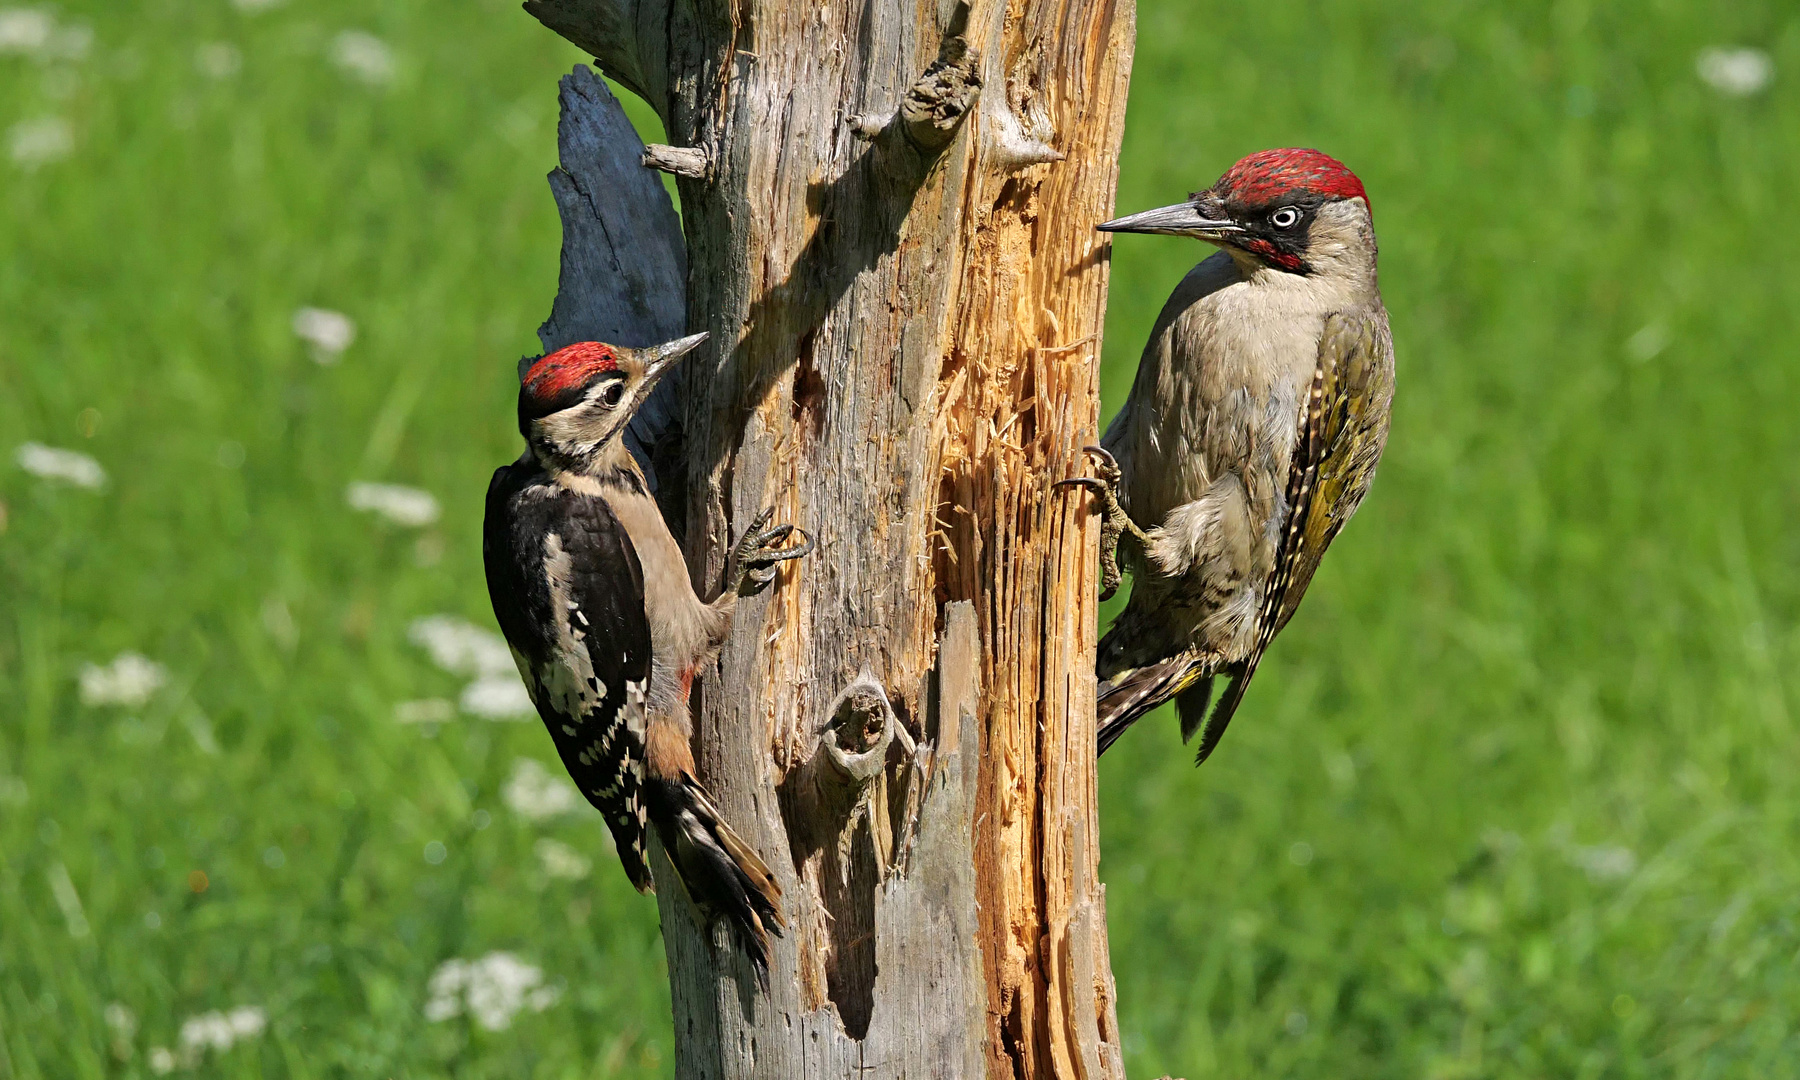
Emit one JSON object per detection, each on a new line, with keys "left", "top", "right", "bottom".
{"left": 899, "top": 36, "right": 981, "bottom": 153}
{"left": 847, "top": 4, "right": 981, "bottom": 158}
{"left": 779, "top": 673, "right": 901, "bottom": 872}
{"left": 641, "top": 143, "right": 712, "bottom": 180}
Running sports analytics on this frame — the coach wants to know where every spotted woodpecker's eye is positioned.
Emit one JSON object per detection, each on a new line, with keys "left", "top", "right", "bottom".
{"left": 1270, "top": 206, "right": 1302, "bottom": 229}
{"left": 597, "top": 379, "right": 627, "bottom": 409}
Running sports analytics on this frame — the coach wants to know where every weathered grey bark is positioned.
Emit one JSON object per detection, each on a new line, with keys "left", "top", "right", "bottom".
{"left": 531, "top": 0, "right": 1136, "bottom": 1072}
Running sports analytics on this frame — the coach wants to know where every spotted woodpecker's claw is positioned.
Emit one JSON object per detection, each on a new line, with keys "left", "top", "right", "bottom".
{"left": 728, "top": 511, "right": 814, "bottom": 595}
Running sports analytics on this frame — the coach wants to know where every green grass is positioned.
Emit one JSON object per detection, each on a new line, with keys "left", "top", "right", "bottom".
{"left": 2, "top": 0, "right": 1797, "bottom": 1076}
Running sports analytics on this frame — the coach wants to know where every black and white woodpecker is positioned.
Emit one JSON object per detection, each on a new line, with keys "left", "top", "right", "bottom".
{"left": 1067, "top": 148, "right": 1395, "bottom": 764}
{"left": 483, "top": 333, "right": 812, "bottom": 983}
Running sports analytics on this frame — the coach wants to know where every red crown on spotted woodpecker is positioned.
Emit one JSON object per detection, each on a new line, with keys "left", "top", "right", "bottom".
{"left": 1209, "top": 148, "right": 1368, "bottom": 217}
{"left": 520, "top": 341, "right": 620, "bottom": 419}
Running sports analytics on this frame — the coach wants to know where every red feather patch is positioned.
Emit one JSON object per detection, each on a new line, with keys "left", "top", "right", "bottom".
{"left": 523, "top": 341, "right": 618, "bottom": 405}
{"left": 1241, "top": 238, "right": 1305, "bottom": 272}
{"left": 1216, "top": 148, "right": 1367, "bottom": 213}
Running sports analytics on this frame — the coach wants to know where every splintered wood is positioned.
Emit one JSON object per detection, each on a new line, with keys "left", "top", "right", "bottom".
{"left": 530, "top": 0, "right": 1137, "bottom": 1074}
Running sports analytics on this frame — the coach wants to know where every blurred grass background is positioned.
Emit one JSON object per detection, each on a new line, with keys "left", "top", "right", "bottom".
{"left": 1, "top": 0, "right": 1797, "bottom": 1076}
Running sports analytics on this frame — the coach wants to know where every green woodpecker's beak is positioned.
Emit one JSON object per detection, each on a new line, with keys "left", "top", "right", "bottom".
{"left": 1098, "top": 202, "right": 1241, "bottom": 241}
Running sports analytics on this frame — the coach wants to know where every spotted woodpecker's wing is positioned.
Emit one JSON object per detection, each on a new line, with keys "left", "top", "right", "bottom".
{"left": 1190, "top": 308, "right": 1394, "bottom": 764}
{"left": 483, "top": 462, "right": 655, "bottom": 890}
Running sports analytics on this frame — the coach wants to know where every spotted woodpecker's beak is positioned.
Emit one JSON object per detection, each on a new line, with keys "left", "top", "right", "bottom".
{"left": 640, "top": 332, "right": 708, "bottom": 382}
{"left": 1098, "top": 199, "right": 1241, "bottom": 241}
{"left": 631, "top": 332, "right": 708, "bottom": 410}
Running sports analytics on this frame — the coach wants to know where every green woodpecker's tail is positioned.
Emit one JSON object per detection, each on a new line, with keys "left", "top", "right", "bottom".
{"left": 1096, "top": 655, "right": 1213, "bottom": 756}
{"left": 1097, "top": 652, "right": 1261, "bottom": 765}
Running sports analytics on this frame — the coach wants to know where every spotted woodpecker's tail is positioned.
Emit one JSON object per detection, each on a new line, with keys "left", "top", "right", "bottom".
{"left": 646, "top": 773, "right": 785, "bottom": 986}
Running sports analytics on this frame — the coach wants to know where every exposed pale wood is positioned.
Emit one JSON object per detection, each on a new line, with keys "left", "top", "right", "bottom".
{"left": 533, "top": 0, "right": 1136, "bottom": 1073}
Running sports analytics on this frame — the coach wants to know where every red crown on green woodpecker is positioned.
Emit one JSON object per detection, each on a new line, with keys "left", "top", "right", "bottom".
{"left": 1210, "top": 148, "right": 1367, "bottom": 216}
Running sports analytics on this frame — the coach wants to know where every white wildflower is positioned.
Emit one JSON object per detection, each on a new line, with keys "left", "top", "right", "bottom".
{"left": 394, "top": 698, "right": 455, "bottom": 724}
{"left": 1697, "top": 47, "right": 1773, "bottom": 97}
{"left": 0, "top": 8, "right": 51, "bottom": 54}
{"left": 147, "top": 1047, "right": 176, "bottom": 1074}
{"left": 45, "top": 19, "right": 85, "bottom": 59}
{"left": 260, "top": 596, "right": 297, "bottom": 650}
{"left": 461, "top": 675, "right": 533, "bottom": 719}
{"left": 409, "top": 615, "right": 533, "bottom": 719}
{"left": 103, "top": 1002, "right": 137, "bottom": 1036}
{"left": 534, "top": 837, "right": 592, "bottom": 880}
{"left": 346, "top": 482, "right": 439, "bottom": 527}
{"left": 1625, "top": 324, "right": 1668, "bottom": 362}
{"left": 1569, "top": 844, "right": 1636, "bottom": 883}
{"left": 424, "top": 952, "right": 559, "bottom": 1031}
{"left": 104, "top": 1002, "right": 137, "bottom": 1060}
{"left": 331, "top": 31, "right": 393, "bottom": 86}
{"left": 291, "top": 306, "right": 355, "bottom": 362}
{"left": 178, "top": 1006, "right": 267, "bottom": 1062}
{"left": 47, "top": 862, "right": 89, "bottom": 937}
{"left": 8, "top": 117, "right": 70, "bottom": 167}
{"left": 195, "top": 42, "right": 240, "bottom": 79}
{"left": 0, "top": 8, "right": 84, "bottom": 60}
{"left": 79, "top": 653, "right": 166, "bottom": 708}
{"left": 15, "top": 441, "right": 103, "bottom": 487}
{"left": 408, "top": 615, "right": 514, "bottom": 677}
{"left": 502, "top": 758, "right": 579, "bottom": 821}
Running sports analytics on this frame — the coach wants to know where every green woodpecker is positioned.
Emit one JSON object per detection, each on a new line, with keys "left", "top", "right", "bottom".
{"left": 1069, "top": 148, "right": 1394, "bottom": 764}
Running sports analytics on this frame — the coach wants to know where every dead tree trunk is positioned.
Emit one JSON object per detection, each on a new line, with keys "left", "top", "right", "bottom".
{"left": 527, "top": 0, "right": 1136, "bottom": 1074}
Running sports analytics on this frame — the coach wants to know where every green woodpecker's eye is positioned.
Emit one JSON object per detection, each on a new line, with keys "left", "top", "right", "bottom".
{"left": 1270, "top": 206, "right": 1301, "bottom": 229}
{"left": 598, "top": 380, "right": 627, "bottom": 409}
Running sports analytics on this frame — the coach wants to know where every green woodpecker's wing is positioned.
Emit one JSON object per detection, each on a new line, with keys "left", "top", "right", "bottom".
{"left": 1191, "top": 308, "right": 1394, "bottom": 765}
{"left": 1271, "top": 309, "right": 1394, "bottom": 635}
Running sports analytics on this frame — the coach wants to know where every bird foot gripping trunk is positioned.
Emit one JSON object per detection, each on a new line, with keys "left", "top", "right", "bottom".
{"left": 525, "top": 0, "right": 1137, "bottom": 1072}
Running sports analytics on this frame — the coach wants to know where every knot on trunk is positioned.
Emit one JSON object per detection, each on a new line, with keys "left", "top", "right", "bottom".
{"left": 817, "top": 673, "right": 899, "bottom": 798}
{"left": 780, "top": 668, "right": 924, "bottom": 887}
{"left": 777, "top": 670, "right": 922, "bottom": 1039}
